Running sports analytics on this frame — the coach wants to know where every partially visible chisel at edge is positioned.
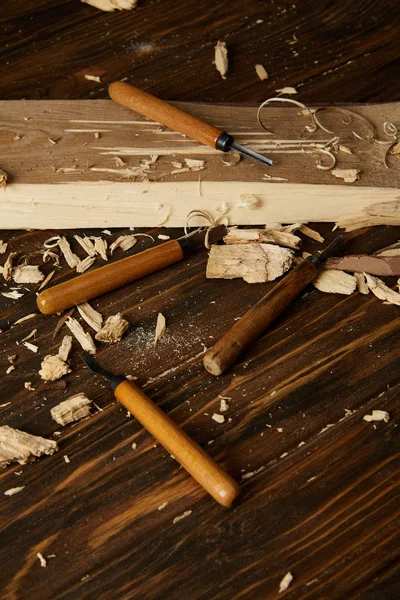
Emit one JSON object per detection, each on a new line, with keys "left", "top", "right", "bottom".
{"left": 37, "top": 227, "right": 226, "bottom": 315}
{"left": 203, "top": 236, "right": 346, "bottom": 377}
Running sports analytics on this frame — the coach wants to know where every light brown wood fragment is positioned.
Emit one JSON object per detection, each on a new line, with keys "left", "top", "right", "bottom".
{"left": 12, "top": 265, "right": 44, "bottom": 284}
{"left": 0, "top": 425, "right": 58, "bottom": 467}
{"left": 51, "top": 393, "right": 92, "bottom": 426}
{"left": 58, "top": 335, "right": 73, "bottom": 362}
{"left": 4, "top": 486, "right": 25, "bottom": 496}
{"left": 76, "top": 256, "right": 96, "bottom": 273}
{"left": 65, "top": 317, "right": 97, "bottom": 354}
{"left": 255, "top": 64, "right": 268, "bottom": 81}
{"left": 6, "top": 365, "right": 15, "bottom": 374}
{"left": 24, "top": 341, "right": 39, "bottom": 353}
{"left": 298, "top": 225, "right": 324, "bottom": 243}
{"left": 238, "top": 194, "right": 260, "bottom": 210}
{"left": 172, "top": 510, "right": 192, "bottom": 524}
{"left": 276, "top": 86, "right": 297, "bottom": 94}
{"left": 331, "top": 168, "right": 360, "bottom": 183}
{"left": 0, "top": 169, "right": 8, "bottom": 189}
{"left": 95, "top": 313, "right": 129, "bottom": 343}
{"left": 212, "top": 413, "right": 225, "bottom": 423}
{"left": 153, "top": 313, "right": 166, "bottom": 347}
{"left": 93, "top": 238, "right": 108, "bottom": 261}
{"left": 25, "top": 382, "right": 35, "bottom": 391}
{"left": 43, "top": 250, "right": 60, "bottom": 266}
{"left": 279, "top": 572, "right": 294, "bottom": 593}
{"left": 363, "top": 410, "right": 390, "bottom": 423}
{"left": 354, "top": 272, "right": 369, "bottom": 295}
{"left": 13, "top": 313, "right": 37, "bottom": 326}
{"left": 77, "top": 301, "right": 103, "bottom": 332}
{"left": 114, "top": 156, "right": 126, "bottom": 167}
{"left": 58, "top": 237, "right": 79, "bottom": 268}
{"left": 313, "top": 269, "right": 356, "bottom": 295}
{"left": 214, "top": 41, "right": 228, "bottom": 79}
{"left": 390, "top": 141, "right": 400, "bottom": 155}
{"left": 37, "top": 553, "right": 47, "bottom": 567}
{"left": 2, "top": 290, "right": 24, "bottom": 299}
{"left": 2, "top": 252, "right": 18, "bottom": 280}
{"left": 364, "top": 274, "right": 400, "bottom": 306}
{"left": 110, "top": 235, "right": 137, "bottom": 254}
{"left": 326, "top": 255, "right": 400, "bottom": 276}
{"left": 0, "top": 241, "right": 7, "bottom": 254}
{"left": 224, "top": 228, "right": 300, "bottom": 249}
{"left": 184, "top": 158, "right": 205, "bottom": 170}
{"left": 84, "top": 74, "right": 101, "bottom": 82}
{"left": 38, "top": 269, "right": 56, "bottom": 290}
{"left": 39, "top": 355, "right": 71, "bottom": 381}
{"left": 8, "top": 355, "right": 16, "bottom": 363}
{"left": 21, "top": 328, "right": 37, "bottom": 342}
{"left": 206, "top": 243, "right": 293, "bottom": 283}
{"left": 74, "top": 235, "right": 97, "bottom": 257}
{"left": 81, "top": 0, "right": 138, "bottom": 13}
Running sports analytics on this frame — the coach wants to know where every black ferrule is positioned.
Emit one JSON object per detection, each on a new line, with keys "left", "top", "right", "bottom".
{"left": 215, "top": 132, "right": 234, "bottom": 152}
{"left": 178, "top": 236, "right": 194, "bottom": 257}
{"left": 109, "top": 375, "right": 127, "bottom": 393}
{"left": 306, "top": 255, "right": 321, "bottom": 268}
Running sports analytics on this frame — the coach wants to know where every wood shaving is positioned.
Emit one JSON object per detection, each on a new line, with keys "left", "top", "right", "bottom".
{"left": 43, "top": 250, "right": 60, "bottom": 266}
{"left": 13, "top": 313, "right": 37, "bottom": 326}
{"left": 58, "top": 237, "right": 79, "bottom": 268}
{"left": 221, "top": 152, "right": 241, "bottom": 166}
{"left": 363, "top": 410, "right": 390, "bottom": 423}
{"left": 53, "top": 308, "right": 75, "bottom": 340}
{"left": 84, "top": 74, "right": 101, "bottom": 82}
{"left": 0, "top": 169, "right": 8, "bottom": 190}
{"left": 2, "top": 290, "right": 24, "bottom": 299}
{"left": 214, "top": 41, "right": 228, "bottom": 79}
{"left": 4, "top": 486, "right": 25, "bottom": 496}
{"left": 219, "top": 398, "right": 229, "bottom": 412}
{"left": 12, "top": 265, "right": 44, "bottom": 284}
{"left": 390, "top": 141, "right": 400, "bottom": 155}
{"left": 224, "top": 228, "right": 300, "bottom": 249}
{"left": 77, "top": 301, "right": 103, "bottom": 332}
{"left": 95, "top": 313, "right": 129, "bottom": 343}
{"left": 93, "top": 238, "right": 108, "bottom": 261}
{"left": 64, "top": 455, "right": 70, "bottom": 463}
{"left": 276, "top": 87, "right": 297, "bottom": 95}
{"left": 65, "top": 317, "right": 96, "bottom": 354}
{"left": 38, "top": 269, "right": 56, "bottom": 290}
{"left": 24, "top": 382, "right": 35, "bottom": 391}
{"left": 0, "top": 425, "right": 58, "bottom": 467}
{"left": 313, "top": 269, "right": 356, "bottom": 295}
{"left": 51, "top": 393, "right": 92, "bottom": 426}
{"left": 0, "top": 241, "right": 8, "bottom": 254}
{"left": 354, "top": 272, "right": 369, "bottom": 295}
{"left": 327, "top": 255, "right": 400, "bottom": 276}
{"left": 173, "top": 510, "right": 192, "bottom": 524}
{"left": 37, "top": 553, "right": 47, "bottom": 568}
{"left": 74, "top": 235, "right": 97, "bottom": 257}
{"left": 2, "top": 252, "right": 18, "bottom": 280}
{"left": 39, "top": 355, "right": 71, "bottom": 381}
{"left": 8, "top": 355, "right": 17, "bottom": 363}
{"left": 279, "top": 572, "right": 293, "bottom": 593}
{"left": 132, "top": 442, "right": 137, "bottom": 450}
{"left": 110, "top": 235, "right": 137, "bottom": 254}
{"left": 170, "top": 167, "right": 191, "bottom": 175}
{"left": 6, "top": 366, "right": 15, "bottom": 375}
{"left": 21, "top": 328, "right": 37, "bottom": 342}
{"left": 298, "top": 225, "right": 324, "bottom": 243}
{"left": 207, "top": 243, "right": 293, "bottom": 283}
{"left": 331, "top": 168, "right": 360, "bottom": 183}
{"left": 58, "top": 335, "right": 73, "bottom": 362}
{"left": 158, "top": 234, "right": 170, "bottom": 240}
{"left": 364, "top": 274, "right": 400, "bottom": 306}
{"left": 238, "top": 194, "right": 261, "bottom": 210}
{"left": 94, "top": 132, "right": 100, "bottom": 139}
{"left": 114, "top": 157, "right": 126, "bottom": 167}
{"left": 153, "top": 313, "right": 166, "bottom": 347}
{"left": 76, "top": 256, "right": 96, "bottom": 273}
{"left": 24, "top": 341, "right": 39, "bottom": 353}
{"left": 338, "top": 145, "right": 352, "bottom": 154}
{"left": 212, "top": 413, "right": 225, "bottom": 423}
{"left": 255, "top": 64, "right": 268, "bottom": 81}
{"left": 184, "top": 158, "right": 205, "bottom": 170}
{"left": 171, "top": 162, "right": 182, "bottom": 169}
{"left": 158, "top": 501, "right": 168, "bottom": 510}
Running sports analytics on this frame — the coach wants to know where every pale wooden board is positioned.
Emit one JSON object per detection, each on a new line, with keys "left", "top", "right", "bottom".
{"left": 0, "top": 100, "right": 399, "bottom": 228}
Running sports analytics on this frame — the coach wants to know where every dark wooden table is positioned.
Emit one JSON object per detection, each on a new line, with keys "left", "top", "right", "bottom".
{"left": 1, "top": 2, "right": 399, "bottom": 599}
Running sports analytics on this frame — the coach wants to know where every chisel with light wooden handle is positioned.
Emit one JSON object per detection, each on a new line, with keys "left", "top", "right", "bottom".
{"left": 82, "top": 352, "right": 241, "bottom": 507}
{"left": 108, "top": 81, "right": 273, "bottom": 166}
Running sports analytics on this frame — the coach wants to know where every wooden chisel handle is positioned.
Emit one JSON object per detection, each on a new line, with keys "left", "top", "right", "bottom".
{"left": 109, "top": 81, "right": 225, "bottom": 149}
{"left": 37, "top": 240, "right": 184, "bottom": 315}
{"left": 114, "top": 380, "right": 241, "bottom": 507}
{"left": 204, "top": 259, "right": 319, "bottom": 376}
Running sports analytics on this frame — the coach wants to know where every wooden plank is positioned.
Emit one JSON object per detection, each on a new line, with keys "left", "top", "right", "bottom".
{"left": 1, "top": 100, "right": 399, "bottom": 228}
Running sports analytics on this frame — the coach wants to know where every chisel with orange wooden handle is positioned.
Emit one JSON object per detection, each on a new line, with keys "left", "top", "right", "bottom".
{"left": 82, "top": 352, "right": 240, "bottom": 507}
{"left": 204, "top": 236, "right": 346, "bottom": 376}
{"left": 108, "top": 81, "right": 273, "bottom": 166}
{"left": 37, "top": 227, "right": 225, "bottom": 315}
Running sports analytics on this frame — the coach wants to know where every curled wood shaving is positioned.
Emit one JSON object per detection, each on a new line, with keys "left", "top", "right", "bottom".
{"left": 58, "top": 237, "right": 79, "bottom": 268}
{"left": 364, "top": 274, "right": 400, "bottom": 306}
{"left": 354, "top": 272, "right": 369, "bottom": 295}
{"left": 221, "top": 152, "right": 241, "bottom": 166}
{"left": 95, "top": 313, "right": 129, "bottom": 343}
{"left": 314, "top": 106, "right": 375, "bottom": 140}
{"left": 214, "top": 41, "right": 228, "bottom": 79}
{"left": 313, "top": 269, "right": 356, "bottom": 295}
{"left": 76, "top": 256, "right": 96, "bottom": 273}
{"left": 43, "top": 250, "right": 60, "bottom": 266}
{"left": 0, "top": 241, "right": 8, "bottom": 254}
{"left": 279, "top": 572, "right": 294, "bottom": 593}
{"left": 0, "top": 169, "right": 8, "bottom": 190}
{"left": 255, "top": 64, "right": 268, "bottom": 81}
{"left": 0, "top": 425, "right": 58, "bottom": 467}
{"left": 257, "top": 97, "right": 315, "bottom": 135}
{"left": 363, "top": 410, "right": 390, "bottom": 423}
{"left": 39, "top": 355, "right": 71, "bottom": 381}
{"left": 238, "top": 194, "right": 260, "bottom": 210}
{"left": 2, "top": 252, "right": 18, "bottom": 280}
{"left": 74, "top": 235, "right": 97, "bottom": 257}
{"left": 58, "top": 335, "right": 73, "bottom": 362}
{"left": 12, "top": 265, "right": 44, "bottom": 284}
{"left": 4, "top": 486, "right": 25, "bottom": 496}
{"left": 298, "top": 225, "right": 324, "bottom": 243}
{"left": 153, "top": 313, "right": 166, "bottom": 347}
{"left": 276, "top": 87, "right": 297, "bottom": 95}
{"left": 110, "top": 235, "right": 137, "bottom": 254}
{"left": 44, "top": 236, "right": 61, "bottom": 249}
{"left": 77, "top": 301, "right": 103, "bottom": 332}
{"left": 331, "top": 168, "right": 360, "bottom": 183}
{"left": 51, "top": 393, "right": 92, "bottom": 426}
{"left": 65, "top": 317, "right": 96, "bottom": 354}
{"left": 224, "top": 228, "right": 301, "bottom": 249}
{"left": 38, "top": 269, "right": 56, "bottom": 290}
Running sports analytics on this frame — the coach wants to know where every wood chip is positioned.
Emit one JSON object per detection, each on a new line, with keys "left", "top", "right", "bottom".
{"left": 354, "top": 272, "right": 369, "bottom": 295}
{"left": 298, "top": 225, "right": 324, "bottom": 243}
{"left": 276, "top": 87, "right": 297, "bottom": 94}
{"left": 37, "top": 553, "right": 47, "bottom": 567}
{"left": 238, "top": 194, "right": 261, "bottom": 210}
{"left": 58, "top": 237, "right": 79, "bottom": 268}
{"left": 2, "top": 252, "right": 18, "bottom": 280}
{"left": 313, "top": 269, "right": 356, "bottom": 295}
{"left": 38, "top": 269, "right": 56, "bottom": 290}
{"left": 390, "top": 141, "right": 400, "bottom": 155}
{"left": 8, "top": 355, "right": 16, "bottom": 363}
{"left": 58, "top": 335, "right": 73, "bottom": 362}
{"left": 224, "top": 228, "right": 301, "bottom": 250}
{"left": 206, "top": 243, "right": 294, "bottom": 283}
{"left": 363, "top": 410, "right": 390, "bottom": 423}
{"left": 93, "top": 238, "right": 108, "bottom": 261}
{"left": 219, "top": 398, "right": 229, "bottom": 412}
{"left": 255, "top": 64, "right": 268, "bottom": 81}
{"left": 184, "top": 158, "right": 205, "bottom": 170}
{"left": 84, "top": 74, "right": 101, "bottom": 82}
{"left": 214, "top": 41, "right": 228, "bottom": 79}
{"left": 13, "top": 313, "right": 37, "bottom": 326}
{"left": 2, "top": 290, "right": 24, "bottom": 299}
{"left": 4, "top": 486, "right": 25, "bottom": 496}
{"left": 74, "top": 235, "right": 97, "bottom": 257}
{"left": 158, "top": 501, "right": 168, "bottom": 510}
{"left": 39, "top": 355, "right": 71, "bottom": 381}
{"left": 0, "top": 169, "right": 8, "bottom": 190}
{"left": 65, "top": 317, "right": 97, "bottom": 354}
{"left": 81, "top": 0, "right": 138, "bottom": 12}
{"left": 173, "top": 510, "right": 192, "bottom": 524}
{"left": 12, "top": 265, "right": 44, "bottom": 284}
{"left": 24, "top": 342, "right": 39, "bottom": 353}
{"left": 24, "top": 382, "right": 35, "bottom": 391}
{"left": 279, "top": 572, "right": 293, "bottom": 593}
{"left": 364, "top": 274, "right": 400, "bottom": 306}
{"left": 21, "top": 328, "right": 37, "bottom": 344}
{"left": 0, "top": 425, "right": 58, "bottom": 467}
{"left": 153, "top": 313, "right": 166, "bottom": 347}
{"left": 77, "top": 301, "right": 103, "bottom": 332}
{"left": 43, "top": 249, "right": 60, "bottom": 266}
{"left": 158, "top": 234, "right": 170, "bottom": 240}
{"left": 6, "top": 365, "right": 15, "bottom": 374}
{"left": 76, "top": 256, "right": 96, "bottom": 273}
{"left": 0, "top": 240, "right": 8, "bottom": 254}
{"left": 331, "top": 168, "right": 360, "bottom": 183}
{"left": 51, "top": 393, "right": 92, "bottom": 426}
{"left": 326, "top": 255, "right": 400, "bottom": 277}
{"left": 110, "top": 235, "right": 137, "bottom": 254}
{"left": 95, "top": 313, "right": 129, "bottom": 343}
{"left": 212, "top": 413, "right": 225, "bottom": 423}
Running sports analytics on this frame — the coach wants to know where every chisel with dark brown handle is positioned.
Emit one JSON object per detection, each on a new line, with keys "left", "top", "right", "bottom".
{"left": 203, "top": 236, "right": 346, "bottom": 376}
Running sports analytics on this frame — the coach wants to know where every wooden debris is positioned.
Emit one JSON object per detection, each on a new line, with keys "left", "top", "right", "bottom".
{"left": 158, "top": 234, "right": 170, "bottom": 240}
{"left": 326, "top": 255, "right": 400, "bottom": 277}
{"left": 64, "top": 455, "right": 70, "bottom": 463}
{"left": 364, "top": 274, "right": 400, "bottom": 306}
{"left": 58, "top": 335, "right": 73, "bottom": 362}
{"left": 238, "top": 194, "right": 260, "bottom": 210}
{"left": 224, "top": 228, "right": 301, "bottom": 250}
{"left": 6, "top": 366, "right": 15, "bottom": 374}
{"left": 0, "top": 425, "right": 58, "bottom": 467}
{"left": 58, "top": 237, "right": 79, "bottom": 268}
{"left": 76, "top": 256, "right": 96, "bottom": 273}
{"left": 206, "top": 243, "right": 294, "bottom": 284}
{"left": 214, "top": 41, "right": 228, "bottom": 79}
{"left": 94, "top": 238, "right": 108, "bottom": 261}
{"left": 354, "top": 272, "right": 369, "bottom": 295}
{"left": 13, "top": 313, "right": 37, "bottom": 326}
{"left": 82, "top": 0, "right": 138, "bottom": 13}
{"left": 2, "top": 290, "right": 24, "bottom": 300}
{"left": 84, "top": 74, "right": 101, "bottom": 82}
{"left": 3, "top": 252, "right": 18, "bottom": 280}
{"left": 153, "top": 313, "right": 166, "bottom": 347}
{"left": 110, "top": 235, "right": 137, "bottom": 254}
{"left": 4, "top": 486, "right": 25, "bottom": 496}
{"left": 20, "top": 328, "right": 37, "bottom": 343}
{"left": 313, "top": 269, "right": 356, "bottom": 295}
{"left": 77, "top": 301, "right": 103, "bottom": 332}
{"left": 279, "top": 572, "right": 294, "bottom": 593}
{"left": 65, "top": 317, "right": 97, "bottom": 354}
{"left": 184, "top": 158, "right": 205, "bottom": 170}
{"left": 212, "top": 414, "right": 225, "bottom": 424}
{"left": 0, "top": 169, "right": 8, "bottom": 190}
{"left": 74, "top": 235, "right": 97, "bottom": 257}
{"left": 255, "top": 64, "right": 268, "bottom": 81}
{"left": 43, "top": 249, "right": 60, "bottom": 266}
{"left": 390, "top": 141, "right": 400, "bottom": 155}
{"left": 25, "top": 382, "right": 35, "bottom": 391}
{"left": 331, "top": 168, "right": 360, "bottom": 183}
{"left": 220, "top": 397, "right": 230, "bottom": 412}
{"left": 8, "top": 355, "right": 16, "bottom": 363}
{"left": 38, "top": 269, "right": 56, "bottom": 290}
{"left": 95, "top": 313, "right": 129, "bottom": 343}
{"left": 158, "top": 501, "right": 168, "bottom": 510}
{"left": 363, "top": 410, "right": 390, "bottom": 423}
{"left": 0, "top": 241, "right": 7, "bottom": 254}
{"left": 172, "top": 510, "right": 192, "bottom": 524}
{"left": 39, "top": 355, "right": 71, "bottom": 382}
{"left": 12, "top": 265, "right": 44, "bottom": 284}
{"left": 276, "top": 87, "right": 297, "bottom": 94}
{"left": 298, "top": 225, "right": 324, "bottom": 243}
{"left": 24, "top": 342, "right": 39, "bottom": 353}
{"left": 37, "top": 553, "right": 47, "bottom": 568}
{"left": 51, "top": 393, "right": 92, "bottom": 426}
